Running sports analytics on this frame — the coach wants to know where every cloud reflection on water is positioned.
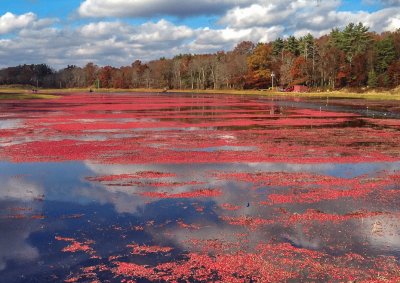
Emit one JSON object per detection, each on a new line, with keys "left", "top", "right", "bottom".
{"left": 0, "top": 176, "right": 44, "bottom": 271}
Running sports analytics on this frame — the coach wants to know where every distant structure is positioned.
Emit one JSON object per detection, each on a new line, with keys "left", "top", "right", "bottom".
{"left": 293, "top": 85, "right": 309, "bottom": 93}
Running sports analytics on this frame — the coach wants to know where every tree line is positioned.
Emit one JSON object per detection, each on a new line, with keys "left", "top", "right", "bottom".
{"left": 1, "top": 23, "right": 399, "bottom": 90}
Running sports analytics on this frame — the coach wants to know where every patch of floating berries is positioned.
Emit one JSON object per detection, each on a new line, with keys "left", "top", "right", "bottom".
{"left": 55, "top": 236, "right": 95, "bottom": 254}
{"left": 127, "top": 243, "right": 173, "bottom": 255}
{"left": 140, "top": 188, "right": 222, "bottom": 199}
{"left": 1, "top": 94, "right": 400, "bottom": 164}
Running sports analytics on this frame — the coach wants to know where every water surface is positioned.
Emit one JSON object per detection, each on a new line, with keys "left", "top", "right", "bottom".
{"left": 0, "top": 93, "right": 399, "bottom": 282}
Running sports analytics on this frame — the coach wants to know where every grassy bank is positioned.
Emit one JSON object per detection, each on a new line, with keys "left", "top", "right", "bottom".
{"left": 49, "top": 87, "right": 400, "bottom": 100}
{"left": 170, "top": 88, "right": 400, "bottom": 100}
{"left": 3, "top": 86, "right": 400, "bottom": 101}
{"left": 0, "top": 89, "right": 60, "bottom": 100}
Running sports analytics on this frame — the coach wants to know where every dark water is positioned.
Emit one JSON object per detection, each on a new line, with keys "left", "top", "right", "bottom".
{"left": 0, "top": 161, "right": 399, "bottom": 282}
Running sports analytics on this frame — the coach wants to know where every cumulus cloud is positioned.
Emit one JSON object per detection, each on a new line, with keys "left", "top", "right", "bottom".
{"left": 78, "top": 0, "right": 253, "bottom": 18}
{"left": 0, "top": 19, "right": 195, "bottom": 69}
{"left": 0, "top": 12, "right": 37, "bottom": 34}
{"left": 0, "top": 12, "right": 56, "bottom": 35}
{"left": 220, "top": 0, "right": 400, "bottom": 37}
{"left": 188, "top": 26, "right": 285, "bottom": 52}
{"left": 219, "top": 0, "right": 341, "bottom": 29}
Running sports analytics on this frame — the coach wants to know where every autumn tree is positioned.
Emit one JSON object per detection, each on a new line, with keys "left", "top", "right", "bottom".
{"left": 387, "top": 60, "right": 400, "bottom": 87}
{"left": 148, "top": 58, "right": 173, "bottom": 89}
{"left": 224, "top": 41, "right": 254, "bottom": 89}
{"left": 245, "top": 43, "right": 274, "bottom": 88}
{"left": 98, "top": 66, "right": 114, "bottom": 88}
{"left": 290, "top": 56, "right": 310, "bottom": 85}
{"left": 316, "top": 36, "right": 345, "bottom": 88}
{"left": 280, "top": 52, "right": 296, "bottom": 86}
{"left": 349, "top": 53, "right": 369, "bottom": 86}
{"left": 83, "top": 62, "right": 98, "bottom": 87}
{"left": 233, "top": 41, "right": 255, "bottom": 55}
{"left": 57, "top": 65, "right": 85, "bottom": 88}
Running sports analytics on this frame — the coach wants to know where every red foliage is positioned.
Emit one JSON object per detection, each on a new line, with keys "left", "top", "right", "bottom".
{"left": 290, "top": 56, "right": 309, "bottom": 85}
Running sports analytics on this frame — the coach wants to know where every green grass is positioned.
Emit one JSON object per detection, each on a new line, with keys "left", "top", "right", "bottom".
{"left": 166, "top": 87, "right": 400, "bottom": 100}
{"left": 172, "top": 89, "right": 400, "bottom": 100}
{"left": 288, "top": 90, "right": 400, "bottom": 101}
{"left": 3, "top": 87, "right": 400, "bottom": 101}
{"left": 0, "top": 90, "right": 59, "bottom": 100}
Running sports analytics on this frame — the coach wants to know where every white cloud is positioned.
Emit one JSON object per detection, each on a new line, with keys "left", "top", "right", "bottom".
{"left": 188, "top": 26, "right": 285, "bottom": 52}
{"left": 219, "top": 4, "right": 294, "bottom": 29}
{"left": 78, "top": 0, "right": 253, "bottom": 18}
{"left": 220, "top": 0, "right": 400, "bottom": 38}
{"left": 0, "top": 12, "right": 37, "bottom": 34}
{"left": 219, "top": 0, "right": 341, "bottom": 28}
{"left": 131, "top": 19, "right": 194, "bottom": 42}
{"left": 0, "top": 19, "right": 195, "bottom": 69}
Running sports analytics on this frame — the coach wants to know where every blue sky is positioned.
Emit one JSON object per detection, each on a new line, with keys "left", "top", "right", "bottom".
{"left": 0, "top": 0, "right": 226, "bottom": 28}
{"left": 339, "top": 0, "right": 381, "bottom": 12}
{"left": 0, "top": 0, "right": 389, "bottom": 27}
{"left": 0, "top": 0, "right": 399, "bottom": 68}
{"left": 1, "top": 0, "right": 79, "bottom": 19}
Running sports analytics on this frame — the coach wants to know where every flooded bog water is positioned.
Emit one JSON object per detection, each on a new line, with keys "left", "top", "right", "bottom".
{"left": 0, "top": 93, "right": 399, "bottom": 282}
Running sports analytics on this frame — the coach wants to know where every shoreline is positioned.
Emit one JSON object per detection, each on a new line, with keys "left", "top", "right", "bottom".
{"left": 1, "top": 87, "right": 400, "bottom": 101}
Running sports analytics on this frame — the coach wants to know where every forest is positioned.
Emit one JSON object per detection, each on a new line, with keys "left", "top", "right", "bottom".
{"left": 1, "top": 23, "right": 399, "bottom": 91}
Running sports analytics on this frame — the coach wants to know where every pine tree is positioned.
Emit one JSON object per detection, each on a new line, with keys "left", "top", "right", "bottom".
{"left": 368, "top": 70, "right": 377, "bottom": 87}
{"left": 272, "top": 38, "right": 285, "bottom": 57}
{"left": 375, "top": 37, "right": 396, "bottom": 74}
{"left": 299, "top": 33, "right": 315, "bottom": 60}
{"left": 330, "top": 28, "right": 342, "bottom": 47}
{"left": 285, "top": 36, "right": 300, "bottom": 56}
{"left": 330, "top": 22, "right": 371, "bottom": 64}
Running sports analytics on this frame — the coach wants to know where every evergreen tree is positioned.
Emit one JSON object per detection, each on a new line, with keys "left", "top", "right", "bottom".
{"left": 285, "top": 36, "right": 300, "bottom": 56}
{"left": 368, "top": 70, "right": 378, "bottom": 87}
{"left": 299, "top": 33, "right": 315, "bottom": 59}
{"left": 330, "top": 28, "right": 342, "bottom": 47}
{"left": 272, "top": 37, "right": 285, "bottom": 56}
{"left": 330, "top": 22, "right": 371, "bottom": 64}
{"left": 375, "top": 37, "right": 396, "bottom": 74}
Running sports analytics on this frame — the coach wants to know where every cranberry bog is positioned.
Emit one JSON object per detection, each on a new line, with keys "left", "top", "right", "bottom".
{"left": 0, "top": 92, "right": 399, "bottom": 282}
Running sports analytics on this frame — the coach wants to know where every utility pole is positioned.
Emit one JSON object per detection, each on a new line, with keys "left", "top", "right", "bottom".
{"left": 271, "top": 72, "right": 276, "bottom": 89}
